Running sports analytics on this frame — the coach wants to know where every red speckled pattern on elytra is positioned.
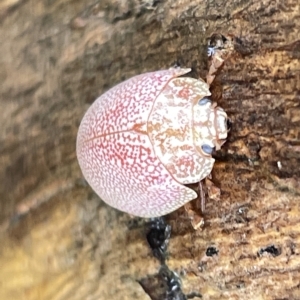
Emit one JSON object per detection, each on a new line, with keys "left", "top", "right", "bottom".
{"left": 77, "top": 69, "right": 198, "bottom": 217}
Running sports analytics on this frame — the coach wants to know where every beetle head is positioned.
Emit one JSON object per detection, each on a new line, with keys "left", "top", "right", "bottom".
{"left": 193, "top": 98, "right": 229, "bottom": 156}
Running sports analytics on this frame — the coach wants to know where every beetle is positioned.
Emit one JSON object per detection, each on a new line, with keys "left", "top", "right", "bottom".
{"left": 77, "top": 38, "right": 231, "bottom": 219}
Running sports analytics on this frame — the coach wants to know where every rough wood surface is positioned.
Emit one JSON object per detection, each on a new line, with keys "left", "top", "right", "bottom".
{"left": 1, "top": 0, "right": 300, "bottom": 299}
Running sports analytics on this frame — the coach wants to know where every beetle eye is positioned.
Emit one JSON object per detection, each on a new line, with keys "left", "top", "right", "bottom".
{"left": 198, "top": 97, "right": 212, "bottom": 106}
{"left": 201, "top": 144, "right": 215, "bottom": 155}
{"left": 226, "top": 118, "right": 232, "bottom": 131}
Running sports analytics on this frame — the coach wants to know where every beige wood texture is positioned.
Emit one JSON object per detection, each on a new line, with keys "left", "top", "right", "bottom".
{"left": 1, "top": 0, "right": 300, "bottom": 299}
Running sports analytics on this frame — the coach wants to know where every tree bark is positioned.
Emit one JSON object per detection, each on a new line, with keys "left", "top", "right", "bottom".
{"left": 1, "top": 0, "right": 300, "bottom": 299}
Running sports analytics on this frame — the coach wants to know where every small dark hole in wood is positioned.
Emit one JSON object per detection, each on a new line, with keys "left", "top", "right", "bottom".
{"left": 206, "top": 247, "right": 219, "bottom": 256}
{"left": 258, "top": 245, "right": 281, "bottom": 257}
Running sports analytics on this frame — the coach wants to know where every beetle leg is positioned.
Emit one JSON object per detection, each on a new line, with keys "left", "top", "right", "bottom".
{"left": 207, "top": 49, "right": 225, "bottom": 85}
{"left": 205, "top": 177, "right": 221, "bottom": 201}
{"left": 184, "top": 185, "right": 205, "bottom": 230}
{"left": 199, "top": 180, "right": 206, "bottom": 212}
{"left": 206, "top": 33, "right": 234, "bottom": 85}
